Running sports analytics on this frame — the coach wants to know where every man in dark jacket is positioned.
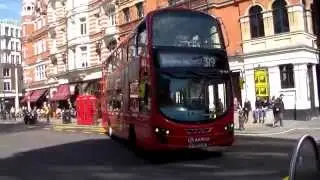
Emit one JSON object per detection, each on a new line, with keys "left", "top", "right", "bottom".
{"left": 273, "top": 94, "right": 285, "bottom": 127}
{"left": 243, "top": 99, "right": 251, "bottom": 123}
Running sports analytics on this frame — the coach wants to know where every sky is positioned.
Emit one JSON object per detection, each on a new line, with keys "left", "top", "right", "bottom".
{"left": 0, "top": 0, "right": 21, "bottom": 20}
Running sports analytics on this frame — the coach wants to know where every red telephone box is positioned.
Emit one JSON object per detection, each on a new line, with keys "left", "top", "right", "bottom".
{"left": 76, "top": 95, "right": 97, "bottom": 125}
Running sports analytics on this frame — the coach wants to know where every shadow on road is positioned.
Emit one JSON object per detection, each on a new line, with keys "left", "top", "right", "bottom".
{"left": 0, "top": 123, "right": 48, "bottom": 135}
{"left": 0, "top": 135, "right": 298, "bottom": 180}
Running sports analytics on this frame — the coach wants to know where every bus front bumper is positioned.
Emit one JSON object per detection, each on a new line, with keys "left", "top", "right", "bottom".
{"left": 141, "top": 135, "right": 234, "bottom": 152}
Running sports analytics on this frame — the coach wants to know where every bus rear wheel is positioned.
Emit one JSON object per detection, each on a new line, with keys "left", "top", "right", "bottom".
{"left": 129, "top": 125, "right": 144, "bottom": 156}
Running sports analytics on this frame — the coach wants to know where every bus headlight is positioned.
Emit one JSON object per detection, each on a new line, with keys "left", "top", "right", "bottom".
{"left": 154, "top": 127, "right": 170, "bottom": 144}
{"left": 165, "top": 129, "right": 170, "bottom": 135}
{"left": 224, "top": 123, "right": 234, "bottom": 131}
{"left": 154, "top": 127, "right": 170, "bottom": 135}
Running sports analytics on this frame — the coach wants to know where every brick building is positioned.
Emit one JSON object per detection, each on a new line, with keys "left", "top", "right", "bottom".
{"left": 116, "top": 0, "right": 144, "bottom": 41}
{"left": 23, "top": 0, "right": 119, "bottom": 113}
{"left": 144, "top": 0, "right": 320, "bottom": 120}
{"left": 21, "top": 0, "right": 50, "bottom": 110}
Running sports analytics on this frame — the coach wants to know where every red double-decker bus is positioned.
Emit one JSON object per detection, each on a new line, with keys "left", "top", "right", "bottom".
{"left": 101, "top": 8, "right": 234, "bottom": 152}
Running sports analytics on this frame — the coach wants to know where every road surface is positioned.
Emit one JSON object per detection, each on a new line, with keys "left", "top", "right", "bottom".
{"left": 0, "top": 125, "right": 318, "bottom": 180}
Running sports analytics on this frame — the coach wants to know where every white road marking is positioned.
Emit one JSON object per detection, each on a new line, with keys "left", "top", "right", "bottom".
{"left": 236, "top": 127, "right": 320, "bottom": 136}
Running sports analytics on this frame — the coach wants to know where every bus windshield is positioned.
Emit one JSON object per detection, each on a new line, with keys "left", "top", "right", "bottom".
{"left": 157, "top": 68, "right": 231, "bottom": 122}
{"left": 152, "top": 11, "right": 223, "bottom": 49}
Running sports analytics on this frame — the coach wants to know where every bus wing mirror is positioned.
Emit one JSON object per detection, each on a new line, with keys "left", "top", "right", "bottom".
{"left": 217, "top": 17, "right": 230, "bottom": 48}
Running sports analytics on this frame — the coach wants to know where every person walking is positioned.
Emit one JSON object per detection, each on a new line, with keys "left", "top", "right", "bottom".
{"left": 273, "top": 94, "right": 285, "bottom": 127}
{"left": 243, "top": 99, "right": 251, "bottom": 123}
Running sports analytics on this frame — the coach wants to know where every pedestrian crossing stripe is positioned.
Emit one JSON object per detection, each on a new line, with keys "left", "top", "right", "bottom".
{"left": 282, "top": 176, "right": 289, "bottom": 180}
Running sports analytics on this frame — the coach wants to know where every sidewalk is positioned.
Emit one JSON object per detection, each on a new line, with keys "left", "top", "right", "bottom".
{"left": 0, "top": 119, "right": 23, "bottom": 124}
{"left": 234, "top": 110, "right": 320, "bottom": 135}
{"left": 48, "top": 118, "right": 106, "bottom": 135}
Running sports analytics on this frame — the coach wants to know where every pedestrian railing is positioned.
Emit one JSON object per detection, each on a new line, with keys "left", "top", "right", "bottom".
{"left": 287, "top": 134, "right": 320, "bottom": 180}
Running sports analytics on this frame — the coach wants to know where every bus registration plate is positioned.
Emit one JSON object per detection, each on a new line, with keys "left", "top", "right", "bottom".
{"left": 188, "top": 143, "right": 208, "bottom": 149}
{"left": 187, "top": 137, "right": 210, "bottom": 149}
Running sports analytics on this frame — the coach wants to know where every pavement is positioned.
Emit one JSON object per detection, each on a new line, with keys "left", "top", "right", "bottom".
{"left": 2, "top": 111, "right": 320, "bottom": 136}
{"left": 48, "top": 118, "right": 106, "bottom": 135}
{"left": 234, "top": 110, "right": 320, "bottom": 136}
{"left": 0, "top": 128, "right": 309, "bottom": 180}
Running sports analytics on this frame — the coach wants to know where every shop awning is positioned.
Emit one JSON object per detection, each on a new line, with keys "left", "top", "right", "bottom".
{"left": 29, "top": 89, "right": 48, "bottom": 103}
{"left": 21, "top": 91, "right": 33, "bottom": 103}
{"left": 51, "top": 84, "right": 70, "bottom": 101}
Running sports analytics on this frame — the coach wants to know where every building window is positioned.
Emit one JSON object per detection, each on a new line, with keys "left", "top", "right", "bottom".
{"left": 10, "top": 28, "right": 14, "bottom": 36}
{"left": 37, "top": 40, "right": 42, "bottom": 54}
{"left": 15, "top": 29, "right": 19, "bottom": 37}
{"left": 16, "top": 55, "right": 20, "bottom": 64}
{"left": 109, "top": 13, "right": 116, "bottom": 25}
{"left": 11, "top": 41, "right": 14, "bottom": 50}
{"left": 3, "top": 68, "right": 10, "bottom": 77}
{"left": 5, "top": 55, "right": 9, "bottom": 63}
{"left": 123, "top": 8, "right": 130, "bottom": 23}
{"left": 136, "top": 2, "right": 144, "bottom": 19}
{"left": 5, "top": 27, "right": 8, "bottom": 35}
{"left": 249, "top": 5, "right": 265, "bottom": 38}
{"left": 280, "top": 64, "right": 295, "bottom": 89}
{"left": 36, "top": 64, "right": 46, "bottom": 80}
{"left": 80, "top": 46, "right": 88, "bottom": 68}
{"left": 311, "top": 2, "right": 320, "bottom": 35}
{"left": 16, "top": 42, "right": 19, "bottom": 51}
{"left": 3, "top": 82, "right": 11, "bottom": 91}
{"left": 272, "top": 0, "right": 290, "bottom": 34}
{"left": 80, "top": 17, "right": 87, "bottom": 35}
{"left": 11, "top": 55, "right": 14, "bottom": 64}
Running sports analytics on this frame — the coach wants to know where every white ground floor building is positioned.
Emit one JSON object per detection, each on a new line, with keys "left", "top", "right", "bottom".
{"left": 230, "top": 46, "right": 319, "bottom": 120}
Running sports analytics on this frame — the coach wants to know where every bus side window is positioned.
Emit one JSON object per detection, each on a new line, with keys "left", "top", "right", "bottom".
{"left": 129, "top": 81, "right": 139, "bottom": 113}
{"left": 128, "top": 36, "right": 137, "bottom": 62}
{"left": 137, "top": 24, "right": 147, "bottom": 57}
{"left": 115, "top": 46, "right": 122, "bottom": 68}
{"left": 106, "top": 76, "right": 115, "bottom": 111}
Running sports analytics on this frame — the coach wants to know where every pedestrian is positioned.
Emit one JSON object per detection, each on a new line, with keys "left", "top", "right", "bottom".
{"left": 238, "top": 105, "right": 245, "bottom": 130}
{"left": 43, "top": 102, "right": 50, "bottom": 124}
{"left": 253, "top": 97, "right": 263, "bottom": 123}
{"left": 273, "top": 94, "right": 285, "bottom": 127}
{"left": 243, "top": 99, "right": 251, "bottom": 123}
{"left": 10, "top": 106, "right": 15, "bottom": 120}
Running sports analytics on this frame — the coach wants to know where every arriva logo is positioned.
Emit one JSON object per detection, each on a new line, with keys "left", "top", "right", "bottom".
{"left": 187, "top": 137, "right": 210, "bottom": 143}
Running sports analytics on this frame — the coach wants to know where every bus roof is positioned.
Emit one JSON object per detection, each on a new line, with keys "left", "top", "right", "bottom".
{"left": 103, "top": 8, "right": 218, "bottom": 65}
{"left": 147, "top": 7, "right": 217, "bottom": 19}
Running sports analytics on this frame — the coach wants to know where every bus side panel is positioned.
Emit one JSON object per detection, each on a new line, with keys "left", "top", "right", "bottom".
{"left": 132, "top": 114, "right": 152, "bottom": 148}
